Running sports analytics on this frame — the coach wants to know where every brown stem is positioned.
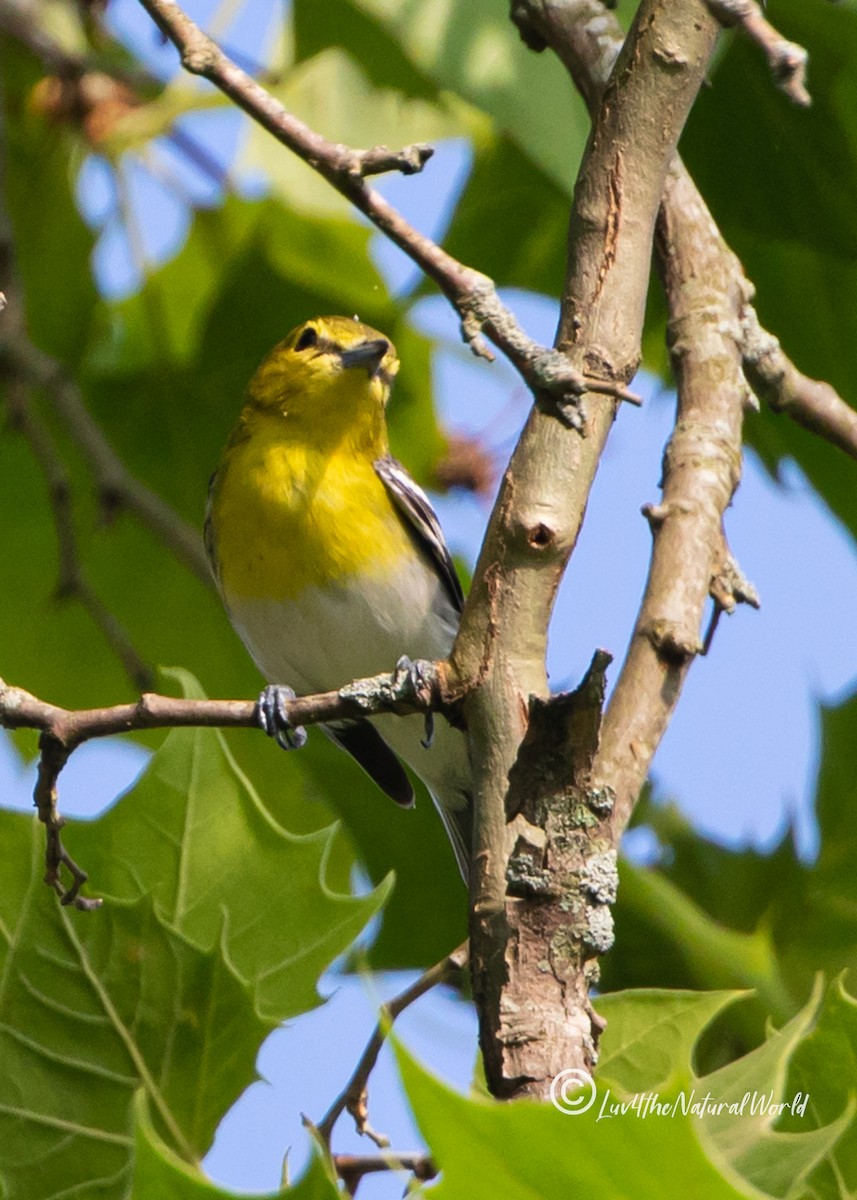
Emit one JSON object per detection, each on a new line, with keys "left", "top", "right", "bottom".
{"left": 704, "top": 0, "right": 810, "bottom": 106}
{"left": 454, "top": 0, "right": 722, "bottom": 1101}
{"left": 740, "top": 306, "right": 857, "bottom": 461}
{"left": 332, "top": 1152, "right": 436, "bottom": 1196}
{"left": 315, "top": 942, "right": 468, "bottom": 1149}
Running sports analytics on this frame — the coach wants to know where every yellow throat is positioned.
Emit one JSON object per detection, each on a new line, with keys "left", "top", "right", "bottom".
{"left": 207, "top": 316, "right": 413, "bottom": 602}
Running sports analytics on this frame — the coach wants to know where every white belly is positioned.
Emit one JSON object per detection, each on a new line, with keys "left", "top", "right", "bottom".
{"left": 224, "top": 560, "right": 470, "bottom": 819}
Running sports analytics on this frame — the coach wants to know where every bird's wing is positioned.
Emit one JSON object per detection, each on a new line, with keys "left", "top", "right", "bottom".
{"left": 373, "top": 455, "right": 464, "bottom": 614}
{"left": 323, "top": 719, "right": 415, "bottom": 808}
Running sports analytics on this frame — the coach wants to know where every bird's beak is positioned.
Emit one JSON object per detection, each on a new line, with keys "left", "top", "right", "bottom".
{"left": 339, "top": 338, "right": 390, "bottom": 377}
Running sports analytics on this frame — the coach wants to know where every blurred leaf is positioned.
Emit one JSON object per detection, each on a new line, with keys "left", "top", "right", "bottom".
{"left": 294, "top": 0, "right": 589, "bottom": 194}
{"left": 608, "top": 690, "right": 857, "bottom": 1053}
{"left": 680, "top": 0, "right": 857, "bottom": 540}
{"left": 440, "top": 132, "right": 570, "bottom": 297}
{"left": 0, "top": 36, "right": 98, "bottom": 363}
{"left": 69, "top": 669, "right": 389, "bottom": 1021}
{"left": 236, "top": 48, "right": 467, "bottom": 216}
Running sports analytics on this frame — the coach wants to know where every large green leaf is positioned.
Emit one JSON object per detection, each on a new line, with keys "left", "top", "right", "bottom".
{"left": 0, "top": 814, "right": 272, "bottom": 1199}
{"left": 398, "top": 1042, "right": 768, "bottom": 1199}
{"left": 68, "top": 670, "right": 388, "bottom": 1021}
{"left": 236, "top": 47, "right": 468, "bottom": 217}
{"left": 778, "top": 977, "right": 857, "bottom": 1200}
{"left": 293, "top": 0, "right": 589, "bottom": 194}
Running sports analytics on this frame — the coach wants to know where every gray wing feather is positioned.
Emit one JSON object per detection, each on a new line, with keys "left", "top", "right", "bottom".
{"left": 374, "top": 455, "right": 464, "bottom": 613}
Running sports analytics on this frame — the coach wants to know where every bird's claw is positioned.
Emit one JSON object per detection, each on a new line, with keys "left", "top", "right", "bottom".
{"left": 392, "top": 656, "right": 435, "bottom": 749}
{"left": 257, "top": 684, "right": 308, "bottom": 751}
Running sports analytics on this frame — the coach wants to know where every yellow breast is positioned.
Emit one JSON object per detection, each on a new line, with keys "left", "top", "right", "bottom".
{"left": 209, "top": 423, "right": 413, "bottom": 602}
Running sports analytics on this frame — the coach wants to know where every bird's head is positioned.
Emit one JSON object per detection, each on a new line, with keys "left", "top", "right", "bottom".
{"left": 245, "top": 317, "right": 400, "bottom": 442}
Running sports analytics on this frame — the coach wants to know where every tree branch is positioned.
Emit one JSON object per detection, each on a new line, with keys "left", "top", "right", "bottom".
{"left": 134, "top": 0, "right": 639, "bottom": 412}
{"left": 0, "top": 660, "right": 452, "bottom": 907}
{"left": 704, "top": 0, "right": 810, "bottom": 107}
{"left": 739, "top": 305, "right": 857, "bottom": 461}
{"left": 450, "top": 0, "right": 722, "bottom": 1100}
{"left": 331, "top": 1152, "right": 436, "bottom": 1196}
{"left": 512, "top": 0, "right": 850, "bottom": 841}
{"left": 315, "top": 942, "right": 468, "bottom": 1150}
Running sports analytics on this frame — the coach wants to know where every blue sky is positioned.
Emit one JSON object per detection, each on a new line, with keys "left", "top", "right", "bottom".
{"left": 3, "top": 1, "right": 857, "bottom": 1194}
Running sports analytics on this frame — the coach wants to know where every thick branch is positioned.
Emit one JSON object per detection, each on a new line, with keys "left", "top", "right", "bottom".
{"left": 453, "top": 0, "right": 721, "bottom": 1101}
{"left": 134, "top": 0, "right": 638, "bottom": 410}
{"left": 594, "top": 161, "right": 753, "bottom": 836}
{"left": 514, "top": 0, "right": 849, "bottom": 838}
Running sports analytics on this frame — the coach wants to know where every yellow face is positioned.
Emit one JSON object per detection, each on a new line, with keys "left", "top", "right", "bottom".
{"left": 245, "top": 316, "right": 400, "bottom": 426}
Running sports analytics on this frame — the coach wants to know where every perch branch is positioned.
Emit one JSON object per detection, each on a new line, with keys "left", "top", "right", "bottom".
{"left": 135, "top": 0, "right": 640, "bottom": 411}
{"left": 704, "top": 0, "right": 810, "bottom": 107}
{"left": 0, "top": 662, "right": 452, "bottom": 907}
{"left": 315, "top": 942, "right": 468, "bottom": 1149}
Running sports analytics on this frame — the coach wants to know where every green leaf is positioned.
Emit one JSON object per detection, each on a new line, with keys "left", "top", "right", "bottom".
{"left": 296, "top": 0, "right": 589, "bottom": 194}
{"left": 608, "top": 690, "right": 857, "bottom": 1043}
{"left": 397, "top": 1039, "right": 768, "bottom": 1199}
{"left": 0, "top": 37, "right": 98, "bottom": 364}
{"left": 680, "top": 0, "right": 857, "bottom": 541}
{"left": 596, "top": 988, "right": 747, "bottom": 1094}
{"left": 439, "top": 132, "right": 570, "bottom": 297}
{"left": 698, "top": 982, "right": 852, "bottom": 1198}
{"left": 779, "top": 976, "right": 857, "bottom": 1200}
{"left": 0, "top": 813, "right": 272, "bottom": 1199}
{"left": 132, "top": 1094, "right": 340, "bottom": 1200}
{"left": 236, "top": 48, "right": 467, "bottom": 216}
{"left": 69, "top": 669, "right": 389, "bottom": 1021}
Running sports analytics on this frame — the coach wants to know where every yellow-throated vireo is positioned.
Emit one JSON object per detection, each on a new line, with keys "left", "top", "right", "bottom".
{"left": 205, "top": 316, "right": 472, "bottom": 878}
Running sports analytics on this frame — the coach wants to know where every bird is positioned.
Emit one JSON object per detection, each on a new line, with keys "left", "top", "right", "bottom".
{"left": 205, "top": 315, "right": 472, "bottom": 879}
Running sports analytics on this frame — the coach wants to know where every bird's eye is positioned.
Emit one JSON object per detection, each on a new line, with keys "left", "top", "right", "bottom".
{"left": 295, "top": 327, "right": 318, "bottom": 352}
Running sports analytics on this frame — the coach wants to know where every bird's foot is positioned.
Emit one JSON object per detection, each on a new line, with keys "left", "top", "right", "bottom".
{"left": 392, "top": 656, "right": 435, "bottom": 749}
{"left": 257, "top": 684, "right": 308, "bottom": 751}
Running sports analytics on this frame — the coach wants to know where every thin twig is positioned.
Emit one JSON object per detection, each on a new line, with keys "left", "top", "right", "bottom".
{"left": 315, "top": 942, "right": 468, "bottom": 1149}
{"left": 134, "top": 0, "right": 640, "bottom": 410}
{"left": 705, "top": 0, "right": 810, "bottom": 106}
{"left": 739, "top": 305, "right": 857, "bottom": 460}
{"left": 332, "top": 1152, "right": 437, "bottom": 1196}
